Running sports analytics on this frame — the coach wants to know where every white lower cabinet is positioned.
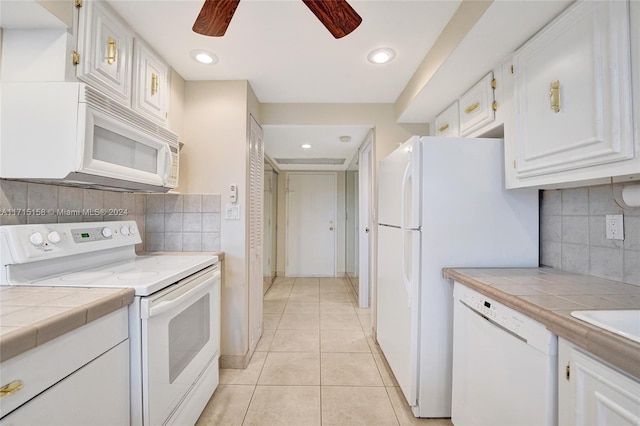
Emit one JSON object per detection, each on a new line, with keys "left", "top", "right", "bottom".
{"left": 506, "top": 0, "right": 637, "bottom": 188}
{"left": 0, "top": 309, "right": 130, "bottom": 425}
{"left": 0, "top": 341, "right": 130, "bottom": 426}
{"left": 558, "top": 338, "right": 640, "bottom": 426}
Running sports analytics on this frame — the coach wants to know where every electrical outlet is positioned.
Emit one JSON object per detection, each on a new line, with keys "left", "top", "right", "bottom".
{"left": 606, "top": 214, "right": 624, "bottom": 240}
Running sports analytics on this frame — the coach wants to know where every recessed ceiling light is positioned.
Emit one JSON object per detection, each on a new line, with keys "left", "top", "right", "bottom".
{"left": 301, "top": 144, "right": 312, "bottom": 149}
{"left": 367, "top": 47, "right": 396, "bottom": 64}
{"left": 190, "top": 49, "right": 218, "bottom": 65}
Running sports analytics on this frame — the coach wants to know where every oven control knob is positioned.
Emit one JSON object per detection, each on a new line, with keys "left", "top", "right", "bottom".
{"left": 29, "top": 232, "right": 44, "bottom": 246}
{"left": 47, "top": 231, "right": 61, "bottom": 244}
{"left": 101, "top": 227, "right": 113, "bottom": 238}
{"left": 120, "top": 226, "right": 130, "bottom": 236}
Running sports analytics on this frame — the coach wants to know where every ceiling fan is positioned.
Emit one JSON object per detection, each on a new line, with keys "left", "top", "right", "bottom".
{"left": 192, "top": 0, "right": 362, "bottom": 38}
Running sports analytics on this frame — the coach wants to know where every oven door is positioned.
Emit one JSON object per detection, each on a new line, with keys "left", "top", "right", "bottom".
{"left": 140, "top": 265, "right": 220, "bottom": 426}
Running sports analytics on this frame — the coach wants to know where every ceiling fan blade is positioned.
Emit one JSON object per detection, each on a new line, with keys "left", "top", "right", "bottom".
{"left": 302, "top": 0, "right": 362, "bottom": 39}
{"left": 192, "top": 0, "right": 240, "bottom": 37}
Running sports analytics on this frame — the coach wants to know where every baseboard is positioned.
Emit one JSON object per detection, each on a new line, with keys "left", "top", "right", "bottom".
{"left": 220, "top": 353, "right": 251, "bottom": 369}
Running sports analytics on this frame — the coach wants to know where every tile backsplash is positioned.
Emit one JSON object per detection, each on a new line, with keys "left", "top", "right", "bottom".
{"left": 144, "top": 193, "right": 221, "bottom": 252}
{"left": 540, "top": 183, "right": 640, "bottom": 286}
{"left": 0, "top": 180, "right": 221, "bottom": 253}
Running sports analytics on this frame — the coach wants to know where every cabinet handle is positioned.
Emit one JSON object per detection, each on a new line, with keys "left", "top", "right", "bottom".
{"left": 438, "top": 123, "right": 450, "bottom": 133}
{"left": 465, "top": 102, "right": 480, "bottom": 114}
{"left": 0, "top": 380, "right": 23, "bottom": 398}
{"left": 151, "top": 73, "right": 159, "bottom": 96}
{"left": 549, "top": 80, "right": 560, "bottom": 113}
{"left": 107, "top": 37, "right": 117, "bottom": 65}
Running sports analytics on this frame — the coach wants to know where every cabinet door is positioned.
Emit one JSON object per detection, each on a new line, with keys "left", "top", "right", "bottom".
{"left": 0, "top": 341, "right": 130, "bottom": 426}
{"left": 132, "top": 39, "right": 170, "bottom": 124}
{"left": 559, "top": 339, "right": 640, "bottom": 426}
{"left": 459, "top": 72, "right": 496, "bottom": 137}
{"left": 513, "top": 0, "right": 634, "bottom": 180}
{"left": 76, "top": 0, "right": 133, "bottom": 105}
{"left": 434, "top": 102, "right": 460, "bottom": 137}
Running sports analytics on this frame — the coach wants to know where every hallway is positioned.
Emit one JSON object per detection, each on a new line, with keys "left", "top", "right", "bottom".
{"left": 196, "top": 277, "right": 453, "bottom": 425}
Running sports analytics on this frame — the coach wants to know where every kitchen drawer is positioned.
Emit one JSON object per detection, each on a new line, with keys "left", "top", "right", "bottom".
{"left": 434, "top": 102, "right": 460, "bottom": 137}
{"left": 459, "top": 72, "right": 496, "bottom": 137}
{"left": 0, "top": 308, "right": 128, "bottom": 417}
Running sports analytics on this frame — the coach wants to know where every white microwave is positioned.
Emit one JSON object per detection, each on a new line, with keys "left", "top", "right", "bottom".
{"left": 1, "top": 82, "right": 179, "bottom": 192}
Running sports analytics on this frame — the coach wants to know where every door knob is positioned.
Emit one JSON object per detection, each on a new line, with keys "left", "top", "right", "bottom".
{"left": 329, "top": 226, "right": 334, "bottom": 231}
{"left": 365, "top": 227, "right": 370, "bottom": 233}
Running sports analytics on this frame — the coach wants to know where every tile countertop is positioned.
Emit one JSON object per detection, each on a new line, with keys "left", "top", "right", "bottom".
{"left": 442, "top": 267, "right": 640, "bottom": 379}
{"left": 0, "top": 287, "right": 135, "bottom": 363}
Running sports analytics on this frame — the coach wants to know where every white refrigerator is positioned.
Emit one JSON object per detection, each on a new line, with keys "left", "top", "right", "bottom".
{"left": 376, "top": 136, "right": 539, "bottom": 418}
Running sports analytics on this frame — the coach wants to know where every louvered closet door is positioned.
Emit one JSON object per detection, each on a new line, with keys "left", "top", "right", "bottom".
{"left": 248, "top": 115, "right": 264, "bottom": 354}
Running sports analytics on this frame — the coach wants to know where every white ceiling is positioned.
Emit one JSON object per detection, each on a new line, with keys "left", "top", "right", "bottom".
{"left": 106, "top": 0, "right": 462, "bottom": 103}
{"left": 1, "top": 0, "right": 572, "bottom": 171}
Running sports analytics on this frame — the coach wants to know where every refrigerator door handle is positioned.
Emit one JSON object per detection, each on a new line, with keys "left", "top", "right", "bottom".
{"left": 400, "top": 161, "right": 413, "bottom": 307}
{"left": 401, "top": 231, "right": 412, "bottom": 307}
{"left": 400, "top": 162, "right": 411, "bottom": 231}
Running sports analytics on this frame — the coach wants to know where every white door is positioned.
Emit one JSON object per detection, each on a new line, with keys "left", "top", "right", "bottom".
{"left": 286, "top": 172, "right": 337, "bottom": 277}
{"left": 358, "top": 132, "right": 373, "bottom": 308}
{"left": 248, "top": 116, "right": 264, "bottom": 354}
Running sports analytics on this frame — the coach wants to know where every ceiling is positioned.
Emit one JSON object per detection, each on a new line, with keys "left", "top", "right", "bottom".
{"left": 1, "top": 0, "right": 572, "bottom": 171}
{"left": 103, "top": 0, "right": 462, "bottom": 171}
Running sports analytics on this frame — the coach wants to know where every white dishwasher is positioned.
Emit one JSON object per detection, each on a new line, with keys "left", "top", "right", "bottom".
{"left": 451, "top": 282, "right": 557, "bottom": 426}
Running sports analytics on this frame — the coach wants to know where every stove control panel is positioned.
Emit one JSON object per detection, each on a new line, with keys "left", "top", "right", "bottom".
{"left": 0, "top": 221, "right": 142, "bottom": 264}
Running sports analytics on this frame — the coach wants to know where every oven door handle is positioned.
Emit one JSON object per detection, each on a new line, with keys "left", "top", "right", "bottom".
{"left": 142, "top": 268, "right": 220, "bottom": 318}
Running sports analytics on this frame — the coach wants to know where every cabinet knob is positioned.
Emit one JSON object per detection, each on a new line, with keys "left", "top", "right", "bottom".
{"left": 0, "top": 380, "right": 23, "bottom": 398}
{"left": 151, "top": 73, "right": 159, "bottom": 96}
{"left": 549, "top": 80, "right": 561, "bottom": 113}
{"left": 107, "top": 37, "right": 117, "bottom": 65}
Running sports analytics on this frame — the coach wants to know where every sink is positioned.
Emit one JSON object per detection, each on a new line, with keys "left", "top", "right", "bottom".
{"left": 571, "top": 310, "right": 640, "bottom": 344}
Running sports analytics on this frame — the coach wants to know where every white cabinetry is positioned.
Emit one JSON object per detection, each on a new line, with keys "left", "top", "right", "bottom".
{"left": 558, "top": 338, "right": 640, "bottom": 425}
{"left": 0, "top": 341, "right": 130, "bottom": 425}
{"left": 459, "top": 72, "right": 496, "bottom": 137}
{"left": 133, "top": 39, "right": 170, "bottom": 124}
{"left": 506, "top": 0, "right": 636, "bottom": 188}
{"left": 76, "top": 0, "right": 133, "bottom": 106}
{"left": 0, "top": 309, "right": 130, "bottom": 425}
{"left": 434, "top": 102, "right": 460, "bottom": 137}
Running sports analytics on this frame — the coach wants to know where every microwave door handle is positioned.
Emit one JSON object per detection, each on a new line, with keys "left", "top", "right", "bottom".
{"left": 163, "top": 144, "right": 172, "bottom": 184}
{"left": 144, "top": 272, "right": 218, "bottom": 318}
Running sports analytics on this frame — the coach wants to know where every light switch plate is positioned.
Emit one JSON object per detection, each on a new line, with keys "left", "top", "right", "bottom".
{"left": 225, "top": 204, "right": 241, "bottom": 221}
{"left": 605, "top": 214, "right": 624, "bottom": 240}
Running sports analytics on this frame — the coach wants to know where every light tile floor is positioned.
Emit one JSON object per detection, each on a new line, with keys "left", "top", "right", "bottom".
{"left": 196, "top": 277, "right": 453, "bottom": 426}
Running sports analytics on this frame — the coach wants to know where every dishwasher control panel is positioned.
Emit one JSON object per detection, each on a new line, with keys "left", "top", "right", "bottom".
{"left": 457, "top": 288, "right": 525, "bottom": 335}
{"left": 453, "top": 281, "right": 557, "bottom": 354}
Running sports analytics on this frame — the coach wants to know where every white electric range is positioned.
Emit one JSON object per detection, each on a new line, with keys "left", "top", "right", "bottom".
{"left": 0, "top": 220, "right": 221, "bottom": 426}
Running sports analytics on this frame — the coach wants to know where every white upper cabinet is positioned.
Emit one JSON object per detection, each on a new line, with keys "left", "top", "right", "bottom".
{"left": 459, "top": 72, "right": 496, "bottom": 137}
{"left": 133, "top": 39, "right": 170, "bottom": 124}
{"left": 76, "top": 0, "right": 133, "bottom": 106}
{"left": 434, "top": 102, "right": 460, "bottom": 137}
{"left": 507, "top": 0, "right": 635, "bottom": 188}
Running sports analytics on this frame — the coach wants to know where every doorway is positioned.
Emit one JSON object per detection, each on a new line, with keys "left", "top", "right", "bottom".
{"left": 263, "top": 160, "right": 278, "bottom": 294}
{"left": 285, "top": 172, "right": 337, "bottom": 277}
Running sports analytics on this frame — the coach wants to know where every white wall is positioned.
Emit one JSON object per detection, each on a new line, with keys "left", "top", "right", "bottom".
{"left": 182, "top": 80, "right": 258, "bottom": 361}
